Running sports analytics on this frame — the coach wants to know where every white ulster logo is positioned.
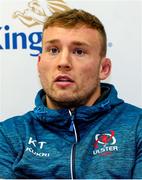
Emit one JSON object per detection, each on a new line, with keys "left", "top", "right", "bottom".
{"left": 93, "top": 130, "right": 118, "bottom": 156}
{"left": 95, "top": 132, "right": 116, "bottom": 146}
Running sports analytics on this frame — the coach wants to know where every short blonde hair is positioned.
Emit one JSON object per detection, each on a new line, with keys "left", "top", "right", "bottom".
{"left": 43, "top": 9, "right": 107, "bottom": 57}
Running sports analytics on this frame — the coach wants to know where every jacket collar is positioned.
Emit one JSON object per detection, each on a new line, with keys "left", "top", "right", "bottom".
{"left": 33, "top": 83, "right": 123, "bottom": 128}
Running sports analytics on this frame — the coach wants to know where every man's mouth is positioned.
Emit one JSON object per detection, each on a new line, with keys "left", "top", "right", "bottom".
{"left": 55, "top": 75, "right": 74, "bottom": 82}
{"left": 54, "top": 75, "right": 74, "bottom": 87}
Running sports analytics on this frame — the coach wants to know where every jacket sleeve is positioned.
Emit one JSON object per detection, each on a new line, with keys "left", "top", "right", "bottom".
{"left": 0, "top": 124, "right": 16, "bottom": 178}
{"left": 132, "top": 117, "right": 142, "bottom": 178}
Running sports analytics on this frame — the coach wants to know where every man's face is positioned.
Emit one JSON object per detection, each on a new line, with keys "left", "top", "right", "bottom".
{"left": 38, "top": 26, "right": 111, "bottom": 109}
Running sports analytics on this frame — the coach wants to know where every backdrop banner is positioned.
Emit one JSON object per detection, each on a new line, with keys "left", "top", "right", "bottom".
{"left": 0, "top": 0, "right": 142, "bottom": 121}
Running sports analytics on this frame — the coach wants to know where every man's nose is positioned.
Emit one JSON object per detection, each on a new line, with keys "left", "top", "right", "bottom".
{"left": 57, "top": 50, "right": 72, "bottom": 71}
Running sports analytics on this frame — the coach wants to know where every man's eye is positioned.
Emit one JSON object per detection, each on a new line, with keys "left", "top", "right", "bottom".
{"left": 73, "top": 48, "right": 85, "bottom": 56}
{"left": 47, "top": 47, "right": 60, "bottom": 55}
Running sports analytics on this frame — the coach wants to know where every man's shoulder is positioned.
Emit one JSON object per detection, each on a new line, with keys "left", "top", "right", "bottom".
{"left": 0, "top": 111, "right": 37, "bottom": 155}
{"left": 117, "top": 102, "right": 142, "bottom": 128}
{"left": 122, "top": 102, "right": 142, "bottom": 115}
{"left": 0, "top": 111, "right": 35, "bottom": 131}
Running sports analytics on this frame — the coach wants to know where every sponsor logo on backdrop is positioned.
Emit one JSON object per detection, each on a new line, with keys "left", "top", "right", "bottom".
{"left": 0, "top": 0, "right": 112, "bottom": 57}
{"left": 13, "top": 0, "right": 70, "bottom": 27}
{"left": 0, "top": 0, "right": 70, "bottom": 57}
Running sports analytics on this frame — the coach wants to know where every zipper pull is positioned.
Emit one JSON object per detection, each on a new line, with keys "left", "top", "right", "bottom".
{"left": 68, "top": 110, "right": 78, "bottom": 143}
{"left": 69, "top": 110, "right": 74, "bottom": 132}
{"left": 69, "top": 118, "right": 74, "bottom": 132}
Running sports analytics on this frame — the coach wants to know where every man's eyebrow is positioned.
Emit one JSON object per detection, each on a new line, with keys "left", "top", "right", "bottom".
{"left": 44, "top": 39, "right": 90, "bottom": 47}
{"left": 71, "top": 41, "right": 90, "bottom": 47}
{"left": 44, "top": 39, "right": 60, "bottom": 44}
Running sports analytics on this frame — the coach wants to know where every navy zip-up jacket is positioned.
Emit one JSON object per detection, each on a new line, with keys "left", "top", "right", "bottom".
{"left": 0, "top": 83, "right": 142, "bottom": 179}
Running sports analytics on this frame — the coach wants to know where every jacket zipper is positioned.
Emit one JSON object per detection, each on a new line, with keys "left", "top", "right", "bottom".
{"left": 69, "top": 110, "right": 78, "bottom": 180}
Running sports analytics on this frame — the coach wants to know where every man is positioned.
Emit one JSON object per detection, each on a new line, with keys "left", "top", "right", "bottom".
{"left": 0, "top": 9, "right": 142, "bottom": 179}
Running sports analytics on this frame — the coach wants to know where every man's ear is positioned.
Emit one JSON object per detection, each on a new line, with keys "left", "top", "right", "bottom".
{"left": 37, "top": 54, "right": 41, "bottom": 73}
{"left": 99, "top": 57, "right": 111, "bottom": 80}
{"left": 38, "top": 54, "right": 41, "bottom": 62}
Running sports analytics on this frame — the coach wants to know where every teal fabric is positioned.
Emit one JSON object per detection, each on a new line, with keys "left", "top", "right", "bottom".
{"left": 0, "top": 83, "right": 142, "bottom": 178}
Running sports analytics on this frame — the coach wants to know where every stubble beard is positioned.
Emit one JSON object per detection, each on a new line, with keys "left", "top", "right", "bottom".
{"left": 44, "top": 83, "right": 100, "bottom": 109}
{"left": 46, "top": 92, "right": 88, "bottom": 109}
